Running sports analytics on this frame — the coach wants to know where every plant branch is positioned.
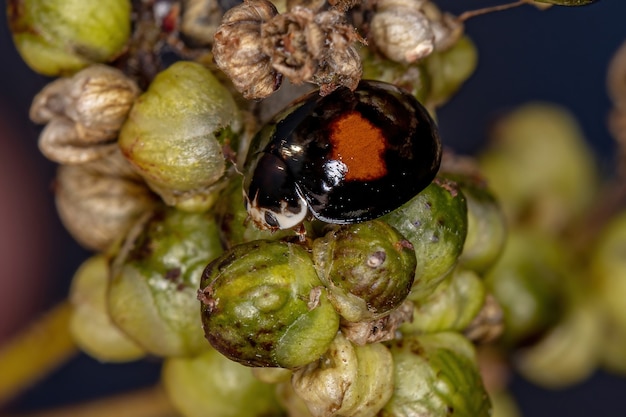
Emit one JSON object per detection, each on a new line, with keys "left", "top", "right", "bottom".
{"left": 5, "top": 385, "right": 178, "bottom": 417}
{"left": 0, "top": 302, "right": 78, "bottom": 406}
{"left": 457, "top": 0, "right": 533, "bottom": 22}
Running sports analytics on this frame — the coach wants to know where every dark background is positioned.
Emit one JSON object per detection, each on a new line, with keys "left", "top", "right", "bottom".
{"left": 1, "top": 0, "right": 626, "bottom": 416}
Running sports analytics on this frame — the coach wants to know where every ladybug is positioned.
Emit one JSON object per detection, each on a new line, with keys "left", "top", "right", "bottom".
{"left": 243, "top": 80, "right": 442, "bottom": 231}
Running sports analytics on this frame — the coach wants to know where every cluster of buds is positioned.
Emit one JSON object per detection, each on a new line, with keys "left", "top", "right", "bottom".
{"left": 213, "top": 0, "right": 364, "bottom": 99}
{"left": 30, "top": 65, "right": 140, "bottom": 165}
{"left": 28, "top": 65, "right": 158, "bottom": 251}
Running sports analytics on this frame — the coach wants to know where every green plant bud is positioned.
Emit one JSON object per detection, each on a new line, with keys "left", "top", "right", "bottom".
{"left": 118, "top": 61, "right": 242, "bottom": 211}
{"left": 515, "top": 299, "right": 601, "bottom": 388}
{"left": 478, "top": 103, "right": 597, "bottom": 231}
{"left": 108, "top": 206, "right": 223, "bottom": 357}
{"left": 312, "top": 220, "right": 416, "bottom": 322}
{"left": 7, "top": 0, "right": 131, "bottom": 76}
{"left": 381, "top": 178, "right": 468, "bottom": 303}
{"left": 214, "top": 175, "right": 302, "bottom": 248}
{"left": 69, "top": 254, "right": 145, "bottom": 362}
{"left": 457, "top": 179, "right": 507, "bottom": 274}
{"left": 162, "top": 348, "right": 283, "bottom": 417}
{"left": 55, "top": 163, "right": 159, "bottom": 251}
{"left": 199, "top": 240, "right": 340, "bottom": 368}
{"left": 484, "top": 229, "right": 568, "bottom": 348}
{"left": 291, "top": 332, "right": 394, "bottom": 417}
{"left": 590, "top": 210, "right": 626, "bottom": 330}
{"left": 400, "top": 268, "right": 486, "bottom": 335}
{"left": 381, "top": 332, "right": 491, "bottom": 417}
{"left": 360, "top": 48, "right": 431, "bottom": 104}
{"left": 423, "top": 36, "right": 478, "bottom": 107}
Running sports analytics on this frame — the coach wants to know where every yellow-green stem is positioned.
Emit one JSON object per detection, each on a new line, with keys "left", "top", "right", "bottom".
{"left": 6, "top": 386, "right": 178, "bottom": 417}
{"left": 0, "top": 302, "right": 78, "bottom": 406}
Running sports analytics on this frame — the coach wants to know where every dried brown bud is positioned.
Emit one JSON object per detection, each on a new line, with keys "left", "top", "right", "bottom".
{"left": 261, "top": 7, "right": 363, "bottom": 93}
{"left": 55, "top": 163, "right": 158, "bottom": 251}
{"left": 37, "top": 118, "right": 119, "bottom": 164}
{"left": 341, "top": 300, "right": 413, "bottom": 345}
{"left": 308, "top": 10, "right": 363, "bottom": 94}
{"left": 421, "top": 1, "right": 464, "bottom": 51}
{"left": 369, "top": 0, "right": 435, "bottom": 63}
{"left": 261, "top": 7, "right": 324, "bottom": 84}
{"left": 286, "top": 0, "right": 326, "bottom": 12}
{"left": 31, "top": 65, "right": 140, "bottom": 164}
{"left": 180, "top": 0, "right": 223, "bottom": 46}
{"left": 213, "top": 0, "right": 282, "bottom": 99}
{"left": 463, "top": 294, "right": 505, "bottom": 344}
{"left": 312, "top": 43, "right": 362, "bottom": 95}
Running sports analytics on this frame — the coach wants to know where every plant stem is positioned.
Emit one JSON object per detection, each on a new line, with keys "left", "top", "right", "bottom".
{"left": 5, "top": 386, "right": 178, "bottom": 417}
{"left": 457, "top": 0, "right": 532, "bottom": 22}
{"left": 0, "top": 302, "right": 78, "bottom": 406}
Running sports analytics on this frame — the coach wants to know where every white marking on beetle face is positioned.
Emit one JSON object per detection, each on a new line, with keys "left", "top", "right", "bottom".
{"left": 244, "top": 190, "right": 308, "bottom": 230}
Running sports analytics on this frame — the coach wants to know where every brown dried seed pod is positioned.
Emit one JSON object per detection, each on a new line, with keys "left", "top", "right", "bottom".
{"left": 310, "top": 10, "right": 364, "bottom": 94}
{"left": 55, "top": 164, "right": 158, "bottom": 251}
{"left": 312, "top": 43, "right": 362, "bottom": 95}
{"left": 421, "top": 1, "right": 464, "bottom": 51}
{"left": 286, "top": 0, "right": 326, "bottom": 12}
{"left": 212, "top": 0, "right": 282, "bottom": 99}
{"left": 38, "top": 118, "right": 119, "bottom": 164}
{"left": 180, "top": 0, "right": 223, "bottom": 46}
{"left": 261, "top": 7, "right": 324, "bottom": 84}
{"left": 31, "top": 65, "right": 140, "bottom": 142}
{"left": 369, "top": 0, "right": 435, "bottom": 64}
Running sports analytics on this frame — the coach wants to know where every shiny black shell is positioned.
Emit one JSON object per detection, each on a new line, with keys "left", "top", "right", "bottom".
{"left": 244, "top": 80, "right": 442, "bottom": 225}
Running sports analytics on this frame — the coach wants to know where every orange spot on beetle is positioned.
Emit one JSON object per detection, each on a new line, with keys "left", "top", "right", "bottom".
{"left": 329, "top": 111, "right": 387, "bottom": 181}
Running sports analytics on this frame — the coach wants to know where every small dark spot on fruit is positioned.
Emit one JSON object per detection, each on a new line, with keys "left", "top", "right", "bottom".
{"left": 165, "top": 267, "right": 181, "bottom": 282}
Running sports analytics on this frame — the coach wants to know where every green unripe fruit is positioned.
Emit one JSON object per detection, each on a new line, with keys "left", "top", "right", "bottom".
{"left": 515, "top": 300, "right": 601, "bottom": 388}
{"left": 456, "top": 179, "right": 507, "bottom": 274}
{"left": 7, "top": 0, "right": 131, "bottom": 76}
{"left": 485, "top": 229, "right": 567, "bottom": 348}
{"left": 590, "top": 210, "right": 626, "bottom": 331}
{"left": 478, "top": 103, "right": 597, "bottom": 232}
{"left": 69, "top": 255, "right": 145, "bottom": 362}
{"left": 382, "top": 178, "right": 468, "bottom": 303}
{"left": 199, "top": 240, "right": 340, "bottom": 368}
{"left": 119, "top": 61, "right": 241, "bottom": 211}
{"left": 424, "top": 36, "right": 478, "bottom": 107}
{"left": 108, "top": 207, "right": 223, "bottom": 357}
{"left": 381, "top": 332, "right": 491, "bottom": 417}
{"left": 162, "top": 348, "right": 283, "bottom": 417}
{"left": 401, "top": 268, "right": 486, "bottom": 335}
{"left": 312, "top": 220, "right": 416, "bottom": 322}
{"left": 360, "top": 47, "right": 431, "bottom": 104}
